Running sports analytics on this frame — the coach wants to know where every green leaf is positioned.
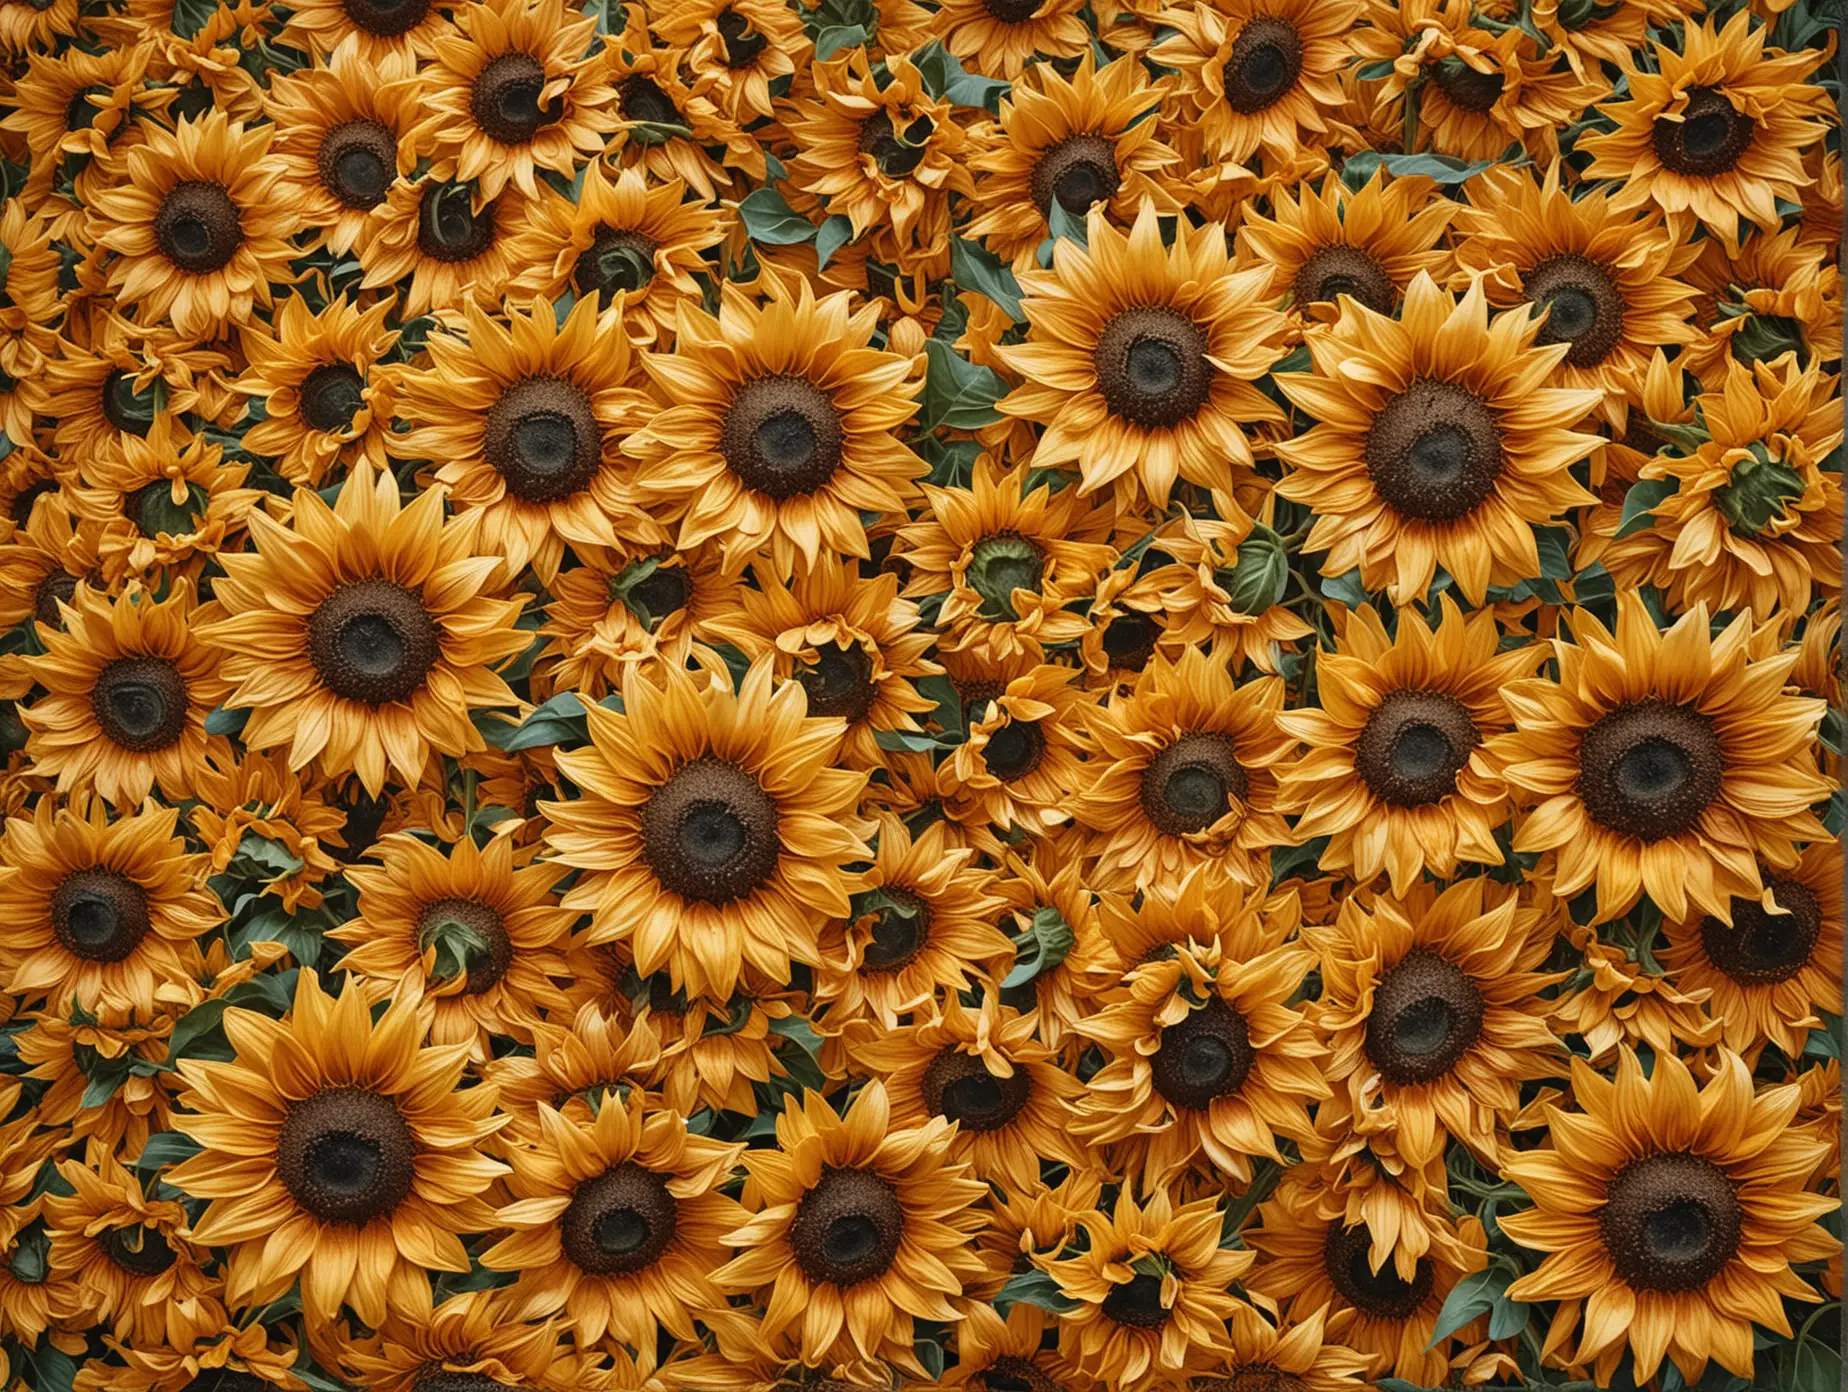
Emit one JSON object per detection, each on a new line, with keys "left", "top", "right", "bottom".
{"left": 992, "top": 1268, "right": 1078, "bottom": 1316}
{"left": 203, "top": 704, "right": 248, "bottom": 737}
{"left": 1379, "top": 151, "right": 1499, "bottom": 184}
{"left": 495, "top": 692, "right": 590, "bottom": 752}
{"left": 1615, "top": 477, "right": 1677, "bottom": 539}
{"left": 1318, "top": 568, "right": 1372, "bottom": 608}
{"left": 950, "top": 237, "right": 1024, "bottom": 321}
{"left": 813, "top": 23, "right": 867, "bottom": 58}
{"left": 165, "top": 998, "right": 231, "bottom": 1061}
{"left": 1486, "top": 1289, "right": 1529, "bottom": 1340}
{"left": 736, "top": 188, "right": 817, "bottom": 247}
{"left": 1218, "top": 524, "right": 1289, "bottom": 615}
{"left": 920, "top": 339, "right": 1006, "bottom": 431}
{"left": 1046, "top": 199, "right": 1089, "bottom": 250}
{"left": 1355, "top": 59, "right": 1397, "bottom": 80}
{"left": 1714, "top": 444, "right": 1805, "bottom": 536}
{"left": 170, "top": 0, "right": 217, "bottom": 39}
{"left": 227, "top": 831, "right": 305, "bottom": 881}
{"left": 913, "top": 672, "right": 963, "bottom": 739}
{"left": 1427, "top": 1266, "right": 1503, "bottom": 1345}
{"left": 815, "top": 214, "right": 854, "bottom": 270}
{"left": 136, "top": 481, "right": 209, "bottom": 539}
{"left": 132, "top": 1132, "right": 203, "bottom": 1170}
{"left": 7, "top": 1229, "right": 47, "bottom": 1285}
{"left": 1002, "top": 904, "right": 1074, "bottom": 989}
{"left": 873, "top": 727, "right": 944, "bottom": 753}
{"left": 1534, "top": 526, "right": 1573, "bottom": 581}
{"left": 911, "top": 42, "right": 1010, "bottom": 112}
{"left": 285, "top": 1365, "right": 353, "bottom": 1392}
{"left": 768, "top": 1014, "right": 826, "bottom": 1091}
{"left": 420, "top": 913, "right": 488, "bottom": 984}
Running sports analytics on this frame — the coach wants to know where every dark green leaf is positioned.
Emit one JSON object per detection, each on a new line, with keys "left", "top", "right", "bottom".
{"left": 815, "top": 214, "right": 854, "bottom": 270}
{"left": 814, "top": 23, "right": 867, "bottom": 57}
{"left": 920, "top": 339, "right": 1006, "bottom": 431}
{"left": 204, "top": 705, "right": 249, "bottom": 736}
{"left": 1379, "top": 152, "right": 1499, "bottom": 184}
{"left": 1355, "top": 59, "right": 1397, "bottom": 79}
{"left": 1046, "top": 199, "right": 1088, "bottom": 249}
{"left": 171, "top": 0, "right": 218, "bottom": 39}
{"left": 737, "top": 188, "right": 817, "bottom": 247}
{"left": 992, "top": 1267, "right": 1078, "bottom": 1316}
{"left": 950, "top": 237, "right": 1024, "bottom": 321}
{"left": 496, "top": 692, "right": 590, "bottom": 752}
{"left": 1002, "top": 904, "right": 1074, "bottom": 988}
{"left": 1615, "top": 478, "right": 1677, "bottom": 539}
{"left": 914, "top": 672, "right": 963, "bottom": 739}
{"left": 165, "top": 998, "right": 231, "bottom": 1061}
{"left": 911, "top": 42, "right": 1010, "bottom": 112}
{"left": 1219, "top": 524, "right": 1289, "bottom": 614}
{"left": 1318, "top": 569, "right": 1372, "bottom": 608}
{"left": 132, "top": 1132, "right": 203, "bottom": 1170}
{"left": 1428, "top": 1266, "right": 1502, "bottom": 1345}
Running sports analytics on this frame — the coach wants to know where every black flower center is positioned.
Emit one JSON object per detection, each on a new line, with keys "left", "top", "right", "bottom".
{"left": 982, "top": 1358, "right": 1065, "bottom": 1392}
{"left": 1652, "top": 87, "right": 1754, "bottom": 178}
{"left": 982, "top": 0, "right": 1041, "bottom": 21}
{"left": 301, "top": 364, "right": 367, "bottom": 434}
{"left": 65, "top": 85, "right": 106, "bottom": 132}
{"left": 181, "top": 1374, "right": 270, "bottom": 1392}
{"left": 1601, "top": 1152, "right": 1742, "bottom": 1292}
{"left": 1699, "top": 879, "right": 1822, "bottom": 986}
{"left": 417, "top": 182, "right": 497, "bottom": 263}
{"left": 1192, "top": 1373, "right": 1309, "bottom": 1392}
{"left": 484, "top": 375, "right": 601, "bottom": 503}
{"left": 1101, "top": 612, "right": 1159, "bottom": 671}
{"left": 982, "top": 719, "right": 1045, "bottom": 782}
{"left": 33, "top": 571, "right": 78, "bottom": 628}
{"left": 129, "top": 481, "right": 208, "bottom": 539}
{"left": 100, "top": 1227, "right": 177, "bottom": 1277}
{"left": 1140, "top": 732, "right": 1247, "bottom": 835}
{"left": 1364, "top": 949, "right": 1484, "bottom": 1085}
{"left": 1428, "top": 55, "right": 1505, "bottom": 112}
{"left": 1101, "top": 1272, "right": 1168, "bottom": 1329}
{"left": 720, "top": 375, "right": 844, "bottom": 500}
{"left": 858, "top": 110, "right": 934, "bottom": 178}
{"left": 790, "top": 1167, "right": 904, "bottom": 1287}
{"left": 1322, "top": 1222, "right": 1432, "bottom": 1319}
{"left": 798, "top": 642, "right": 876, "bottom": 723}
{"left": 1151, "top": 995, "right": 1253, "bottom": 1110}
{"left": 716, "top": 8, "right": 766, "bottom": 65}
{"left": 1366, "top": 379, "right": 1504, "bottom": 522}
{"left": 415, "top": 1376, "right": 519, "bottom": 1392}
{"left": 277, "top": 1087, "right": 417, "bottom": 1225}
{"left": 560, "top": 1162, "right": 679, "bottom": 1275}
{"left": 921, "top": 1048, "right": 1032, "bottom": 1131}
{"left": 318, "top": 119, "right": 396, "bottom": 210}
{"left": 1522, "top": 253, "right": 1625, "bottom": 368}
{"left": 50, "top": 868, "right": 151, "bottom": 963}
{"left": 340, "top": 0, "right": 429, "bottom": 36}
{"left": 154, "top": 181, "right": 242, "bottom": 274}
{"left": 1223, "top": 17, "right": 1303, "bottom": 113}
{"left": 332, "top": 784, "right": 391, "bottom": 864}
{"left": 1577, "top": 701, "right": 1724, "bottom": 842}
{"left": 1029, "top": 134, "right": 1119, "bottom": 218}
{"left": 307, "top": 579, "right": 442, "bottom": 706}
{"left": 620, "top": 76, "right": 682, "bottom": 133}
{"left": 416, "top": 897, "right": 513, "bottom": 995}
{"left": 1094, "top": 306, "right": 1212, "bottom": 429}
{"left": 968, "top": 534, "right": 1046, "bottom": 621}
{"left": 615, "top": 562, "right": 691, "bottom": 628}
{"left": 640, "top": 756, "right": 781, "bottom": 904}
{"left": 1293, "top": 244, "right": 1394, "bottom": 314}
{"left": 471, "top": 51, "right": 561, "bottom": 145}
{"left": 861, "top": 889, "right": 928, "bottom": 971}
{"left": 92, "top": 655, "right": 189, "bottom": 753}
{"left": 573, "top": 226, "right": 656, "bottom": 307}
{"left": 102, "top": 372, "right": 159, "bottom": 438}
{"left": 1355, "top": 688, "right": 1479, "bottom": 807}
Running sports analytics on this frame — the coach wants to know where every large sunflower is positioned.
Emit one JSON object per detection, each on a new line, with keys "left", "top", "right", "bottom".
{"left": 1274, "top": 272, "right": 1602, "bottom": 604}
{"left": 999, "top": 201, "right": 1289, "bottom": 507}
{"left": 1486, "top": 593, "right": 1832, "bottom": 925}
{"left": 712, "top": 1082, "right": 988, "bottom": 1369}
{"left": 357, "top": 175, "right": 534, "bottom": 319}
{"left": 1502, "top": 1049, "right": 1836, "bottom": 1386}
{"left": 541, "top": 658, "right": 870, "bottom": 999}
{"left": 165, "top": 970, "right": 508, "bottom": 1325}
{"left": 195, "top": 463, "right": 531, "bottom": 795}
{"left": 625, "top": 277, "right": 925, "bottom": 579}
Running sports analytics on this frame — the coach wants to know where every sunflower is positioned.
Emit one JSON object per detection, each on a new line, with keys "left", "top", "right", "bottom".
{"left": 705, "top": 556, "right": 941, "bottom": 769}
{"left": 1273, "top": 272, "right": 1602, "bottom": 604}
{"left": 195, "top": 463, "right": 531, "bottom": 795}
{"left": 648, "top": 0, "right": 810, "bottom": 121}
{"left": 1192, "top": 1304, "right": 1376, "bottom": 1392}
{"left": 1486, "top": 592, "right": 1832, "bottom": 925}
{"left": 1451, "top": 162, "right": 1701, "bottom": 427}
{"left": 357, "top": 175, "right": 534, "bottom": 319}
{"left": 939, "top": 1303, "right": 1103, "bottom": 1392}
{"left": 166, "top": 970, "right": 507, "bottom": 1324}
{"left": 274, "top": 0, "right": 454, "bottom": 61}
{"left": 855, "top": 989, "right": 1085, "bottom": 1190}
{"left": 87, "top": 111, "right": 295, "bottom": 342}
{"left": 1579, "top": 11, "right": 1831, "bottom": 250}
{"left": 601, "top": 11, "right": 764, "bottom": 202}
{"left": 1680, "top": 226, "right": 1841, "bottom": 389}
{"left": 988, "top": 832, "right": 1106, "bottom": 1053}
{"left": 624, "top": 277, "right": 925, "bottom": 579}
{"left": 331, "top": 1288, "right": 562, "bottom": 1392}
{"left": 1072, "top": 871, "right": 1327, "bottom": 1190}
{"left": 1003, "top": 204, "right": 1289, "bottom": 506}
{"left": 543, "top": 658, "right": 869, "bottom": 999}
{"left": 395, "top": 295, "right": 657, "bottom": 584}
{"left": 0, "top": 204, "right": 65, "bottom": 427}
{"left": 36, "top": 314, "right": 225, "bottom": 464}
{"left": 486, "top": 1000, "right": 666, "bottom": 1148}
{"left": 0, "top": 497, "right": 104, "bottom": 633}
{"left": 328, "top": 829, "right": 574, "bottom": 1056}
{"left": 407, "top": 0, "right": 616, "bottom": 200}
{"left": 70, "top": 1297, "right": 309, "bottom": 1392}
{"left": 1657, "top": 840, "right": 1842, "bottom": 1059}
{"left": 0, "top": 797, "right": 220, "bottom": 1016}
{"left": 1551, "top": 913, "right": 1726, "bottom": 1065}
{"left": 21, "top": 579, "right": 229, "bottom": 806}
{"left": 189, "top": 751, "right": 348, "bottom": 913}
{"left": 1501, "top": 1048, "right": 1837, "bottom": 1386}
{"left": 1148, "top": 0, "right": 1359, "bottom": 164}
{"left": 625, "top": 972, "right": 800, "bottom": 1116}
{"left": 897, "top": 454, "right": 1115, "bottom": 664}
{"left": 0, "top": 0, "right": 78, "bottom": 56}
{"left": 44, "top": 1146, "right": 216, "bottom": 1344}
{"left": 713, "top": 1082, "right": 988, "bottom": 1369}
{"left": 1069, "top": 647, "right": 1292, "bottom": 892}
{"left": 506, "top": 165, "right": 730, "bottom": 346}
{"left": 15, "top": 1010, "right": 183, "bottom": 1156}
{"left": 1046, "top": 1187, "right": 1250, "bottom": 1390}
{"left": 1275, "top": 596, "right": 1539, "bottom": 895}
{"left": 928, "top": 0, "right": 1087, "bottom": 78}
{"left": 533, "top": 541, "right": 733, "bottom": 698}
{"left": 262, "top": 36, "right": 422, "bottom": 257}
{"left": 941, "top": 658, "right": 1094, "bottom": 843}
{"left": 235, "top": 293, "right": 401, "bottom": 488}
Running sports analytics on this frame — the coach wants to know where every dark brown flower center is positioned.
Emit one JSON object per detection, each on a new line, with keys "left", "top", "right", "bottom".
{"left": 614, "top": 560, "right": 691, "bottom": 627}
{"left": 33, "top": 571, "right": 78, "bottom": 628}
{"left": 560, "top": 1162, "right": 678, "bottom": 1275}
{"left": 1364, "top": 949, "right": 1484, "bottom": 1085}
{"left": 1094, "top": 306, "right": 1212, "bottom": 429}
{"left": 573, "top": 226, "right": 656, "bottom": 307}
{"left": 1293, "top": 244, "right": 1393, "bottom": 314}
{"left": 1577, "top": 701, "right": 1724, "bottom": 842}
{"left": 789, "top": 1167, "right": 904, "bottom": 1286}
{"left": 921, "top": 1048, "right": 1031, "bottom": 1131}
{"left": 1652, "top": 87, "right": 1754, "bottom": 179}
{"left": 470, "top": 51, "right": 560, "bottom": 144}
{"left": 415, "top": 1376, "right": 519, "bottom": 1392}
{"left": 417, "top": 182, "right": 497, "bottom": 263}
{"left": 1193, "top": 1373, "right": 1309, "bottom": 1392}
{"left": 318, "top": 119, "right": 396, "bottom": 210}
{"left": 1428, "top": 55, "right": 1505, "bottom": 112}
{"left": 1322, "top": 1222, "right": 1432, "bottom": 1319}
{"left": 1223, "top": 17, "right": 1303, "bottom": 113}
{"left": 1030, "top": 134, "right": 1119, "bottom": 218}
{"left": 620, "top": 76, "right": 682, "bottom": 132}
{"left": 154, "top": 182, "right": 242, "bottom": 274}
{"left": 1366, "top": 379, "right": 1503, "bottom": 522}
{"left": 858, "top": 110, "right": 934, "bottom": 178}
{"left": 333, "top": 783, "right": 392, "bottom": 863}
{"left": 1101, "top": 612, "right": 1159, "bottom": 671}
{"left": 639, "top": 756, "right": 781, "bottom": 903}
{"left": 968, "top": 534, "right": 1045, "bottom": 621}
{"left": 484, "top": 375, "right": 601, "bottom": 503}
{"left": 1699, "top": 878, "right": 1822, "bottom": 986}
{"left": 1523, "top": 253, "right": 1625, "bottom": 368}
{"left": 50, "top": 868, "right": 151, "bottom": 963}
{"left": 181, "top": 1374, "right": 269, "bottom": 1392}
{"left": 416, "top": 897, "right": 513, "bottom": 995}
{"left": 1151, "top": 995, "right": 1253, "bottom": 1110}
{"left": 277, "top": 1087, "right": 417, "bottom": 1225}
{"left": 92, "top": 655, "right": 188, "bottom": 753}
{"left": 716, "top": 8, "right": 766, "bottom": 65}
{"left": 982, "top": 0, "right": 1041, "bottom": 21}
{"left": 1601, "top": 1152, "right": 1742, "bottom": 1292}
{"left": 1355, "top": 688, "right": 1479, "bottom": 807}
{"left": 798, "top": 642, "right": 876, "bottom": 723}
{"left": 307, "top": 579, "right": 442, "bottom": 706}
{"left": 1139, "top": 732, "right": 1248, "bottom": 835}
{"left": 720, "top": 375, "right": 844, "bottom": 500}
{"left": 982, "top": 719, "right": 1045, "bottom": 781}
{"left": 982, "top": 1358, "right": 1065, "bottom": 1392}
{"left": 340, "top": 0, "right": 429, "bottom": 36}
{"left": 1102, "top": 1272, "right": 1168, "bottom": 1328}
{"left": 300, "top": 364, "right": 367, "bottom": 434}
{"left": 861, "top": 888, "right": 929, "bottom": 971}
{"left": 100, "top": 1227, "right": 176, "bottom": 1277}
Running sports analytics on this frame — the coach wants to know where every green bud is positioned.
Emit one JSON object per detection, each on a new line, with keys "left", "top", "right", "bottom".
{"left": 134, "top": 481, "right": 209, "bottom": 540}
{"left": 1728, "top": 312, "right": 1809, "bottom": 370}
{"left": 1715, "top": 442, "right": 1805, "bottom": 536}
{"left": 1217, "top": 524, "right": 1290, "bottom": 615}
{"left": 967, "top": 534, "right": 1045, "bottom": 622}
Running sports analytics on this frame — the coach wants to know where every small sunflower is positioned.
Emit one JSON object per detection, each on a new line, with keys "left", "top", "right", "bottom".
{"left": 166, "top": 970, "right": 508, "bottom": 1325}
{"left": 275, "top": 0, "right": 455, "bottom": 59}
{"left": 1502, "top": 1049, "right": 1836, "bottom": 1386}
{"left": 940, "top": 1303, "right": 1103, "bottom": 1392}
{"left": 358, "top": 175, "right": 534, "bottom": 319}
{"left": 189, "top": 750, "right": 348, "bottom": 913}
{"left": 602, "top": 10, "right": 764, "bottom": 202}
{"left": 483, "top": 1000, "right": 666, "bottom": 1148}
{"left": 0, "top": 498, "right": 105, "bottom": 633}
{"left": 1000, "top": 201, "right": 1289, "bottom": 507}
{"left": 988, "top": 833, "right": 1106, "bottom": 1053}
{"left": 195, "top": 463, "right": 531, "bottom": 795}
{"left": 16, "top": 1011, "right": 182, "bottom": 1156}
{"left": 70, "top": 1297, "right": 309, "bottom": 1392}
{"left": 36, "top": 314, "right": 222, "bottom": 464}
{"left": 1194, "top": 1304, "right": 1376, "bottom": 1392}
{"left": 0, "top": 205, "right": 64, "bottom": 426}
{"left": 332, "top": 1288, "right": 561, "bottom": 1392}
{"left": 649, "top": 0, "right": 811, "bottom": 121}
{"left": 941, "top": 658, "right": 1094, "bottom": 843}
{"left": 927, "top": 0, "right": 1087, "bottom": 79}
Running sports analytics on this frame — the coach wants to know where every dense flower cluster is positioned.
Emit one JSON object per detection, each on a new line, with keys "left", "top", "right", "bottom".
{"left": 0, "top": 0, "right": 1838, "bottom": 1389}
